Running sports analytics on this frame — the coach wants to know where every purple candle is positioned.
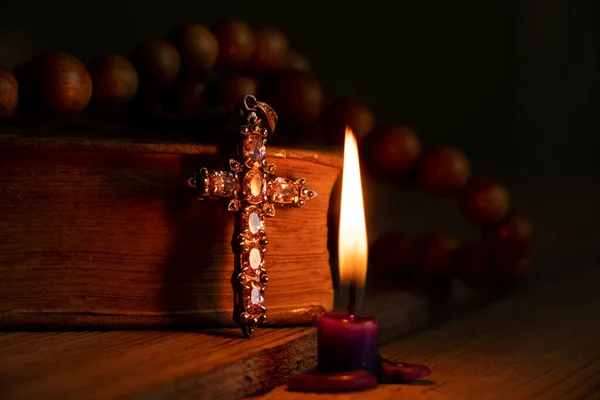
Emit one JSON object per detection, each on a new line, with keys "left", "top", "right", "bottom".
{"left": 287, "top": 128, "right": 431, "bottom": 392}
{"left": 317, "top": 312, "right": 379, "bottom": 373}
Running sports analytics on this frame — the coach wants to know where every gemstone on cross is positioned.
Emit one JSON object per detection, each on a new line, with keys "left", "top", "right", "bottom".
{"left": 187, "top": 95, "right": 317, "bottom": 338}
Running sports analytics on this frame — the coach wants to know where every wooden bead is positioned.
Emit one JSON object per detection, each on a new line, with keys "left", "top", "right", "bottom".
{"left": 414, "top": 234, "right": 458, "bottom": 278}
{"left": 370, "top": 232, "right": 415, "bottom": 273}
{"left": 88, "top": 54, "right": 139, "bottom": 107}
{"left": 165, "top": 77, "right": 206, "bottom": 114}
{"left": 323, "top": 97, "right": 375, "bottom": 145}
{"left": 363, "top": 124, "right": 421, "bottom": 176}
{"left": 0, "top": 67, "right": 18, "bottom": 118}
{"left": 417, "top": 146, "right": 471, "bottom": 196}
{"left": 459, "top": 178, "right": 511, "bottom": 226}
{"left": 284, "top": 50, "right": 311, "bottom": 72}
{"left": 261, "top": 70, "right": 327, "bottom": 129}
{"left": 167, "top": 24, "right": 218, "bottom": 74}
{"left": 455, "top": 240, "right": 493, "bottom": 289}
{"left": 211, "top": 19, "right": 256, "bottom": 70}
{"left": 483, "top": 212, "right": 534, "bottom": 262}
{"left": 213, "top": 72, "right": 258, "bottom": 109}
{"left": 28, "top": 52, "right": 92, "bottom": 117}
{"left": 130, "top": 39, "right": 181, "bottom": 88}
{"left": 250, "top": 27, "right": 288, "bottom": 74}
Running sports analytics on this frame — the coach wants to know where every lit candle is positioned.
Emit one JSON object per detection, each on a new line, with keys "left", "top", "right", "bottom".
{"left": 287, "top": 127, "right": 431, "bottom": 392}
{"left": 317, "top": 126, "right": 377, "bottom": 374}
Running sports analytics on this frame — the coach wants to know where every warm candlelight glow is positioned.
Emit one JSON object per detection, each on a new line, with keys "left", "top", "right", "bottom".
{"left": 338, "top": 126, "right": 368, "bottom": 309}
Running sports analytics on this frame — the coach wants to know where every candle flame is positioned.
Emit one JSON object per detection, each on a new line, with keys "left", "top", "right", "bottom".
{"left": 338, "top": 126, "right": 368, "bottom": 309}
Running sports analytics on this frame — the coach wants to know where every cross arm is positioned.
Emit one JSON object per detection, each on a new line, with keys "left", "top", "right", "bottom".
{"left": 267, "top": 176, "right": 317, "bottom": 208}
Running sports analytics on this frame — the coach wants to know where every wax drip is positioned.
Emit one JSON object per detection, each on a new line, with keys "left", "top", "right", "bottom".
{"left": 287, "top": 354, "right": 431, "bottom": 392}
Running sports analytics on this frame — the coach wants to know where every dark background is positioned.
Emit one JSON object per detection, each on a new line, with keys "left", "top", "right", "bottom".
{"left": 0, "top": 0, "right": 598, "bottom": 177}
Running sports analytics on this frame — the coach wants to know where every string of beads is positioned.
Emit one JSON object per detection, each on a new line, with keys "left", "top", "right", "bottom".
{"left": 0, "top": 18, "right": 534, "bottom": 291}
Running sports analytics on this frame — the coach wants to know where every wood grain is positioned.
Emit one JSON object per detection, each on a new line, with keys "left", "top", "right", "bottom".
{"left": 0, "top": 280, "right": 487, "bottom": 400}
{"left": 261, "top": 266, "right": 600, "bottom": 400}
{"left": 0, "top": 131, "right": 341, "bottom": 328}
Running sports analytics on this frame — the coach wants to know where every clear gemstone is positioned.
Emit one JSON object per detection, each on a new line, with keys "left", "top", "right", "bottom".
{"left": 211, "top": 172, "right": 238, "bottom": 197}
{"left": 245, "top": 283, "right": 265, "bottom": 314}
{"left": 249, "top": 248, "right": 261, "bottom": 269}
{"left": 249, "top": 213, "right": 262, "bottom": 234}
{"left": 251, "top": 175, "right": 261, "bottom": 196}
{"left": 251, "top": 287, "right": 263, "bottom": 305}
{"left": 270, "top": 177, "right": 297, "bottom": 204}
{"left": 243, "top": 170, "right": 264, "bottom": 203}
{"left": 243, "top": 136, "right": 265, "bottom": 162}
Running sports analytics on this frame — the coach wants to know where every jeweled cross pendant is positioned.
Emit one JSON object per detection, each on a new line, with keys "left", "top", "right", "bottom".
{"left": 187, "top": 95, "right": 317, "bottom": 338}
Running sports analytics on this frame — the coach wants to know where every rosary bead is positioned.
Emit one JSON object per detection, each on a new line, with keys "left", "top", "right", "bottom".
{"left": 211, "top": 19, "right": 256, "bottom": 70}
{"left": 0, "top": 67, "right": 18, "bottom": 118}
{"left": 88, "top": 54, "right": 139, "bottom": 108}
{"left": 165, "top": 76, "right": 206, "bottom": 114}
{"left": 417, "top": 146, "right": 471, "bottom": 196}
{"left": 284, "top": 50, "right": 311, "bottom": 72}
{"left": 323, "top": 97, "right": 375, "bottom": 145}
{"left": 213, "top": 72, "right": 258, "bottom": 110}
{"left": 483, "top": 212, "right": 534, "bottom": 263}
{"left": 261, "top": 70, "right": 327, "bottom": 129}
{"left": 250, "top": 27, "right": 288, "bottom": 74}
{"left": 168, "top": 24, "right": 218, "bottom": 74}
{"left": 414, "top": 234, "right": 458, "bottom": 278}
{"left": 28, "top": 52, "right": 92, "bottom": 117}
{"left": 363, "top": 124, "right": 421, "bottom": 176}
{"left": 130, "top": 39, "right": 181, "bottom": 88}
{"left": 370, "top": 232, "right": 415, "bottom": 274}
{"left": 459, "top": 177, "right": 510, "bottom": 226}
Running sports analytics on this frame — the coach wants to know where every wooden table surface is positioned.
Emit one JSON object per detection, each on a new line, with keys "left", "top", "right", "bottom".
{"left": 0, "top": 283, "right": 491, "bottom": 400}
{"left": 0, "top": 176, "right": 597, "bottom": 400}
{"left": 259, "top": 265, "right": 600, "bottom": 400}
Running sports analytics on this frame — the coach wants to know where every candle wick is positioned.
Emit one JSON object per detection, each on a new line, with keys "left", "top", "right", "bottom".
{"left": 347, "top": 278, "right": 356, "bottom": 317}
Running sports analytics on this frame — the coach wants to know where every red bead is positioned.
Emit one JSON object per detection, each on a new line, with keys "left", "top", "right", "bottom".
{"left": 483, "top": 212, "right": 534, "bottom": 282}
{"left": 284, "top": 50, "right": 311, "bottom": 72}
{"left": 130, "top": 39, "right": 181, "bottom": 88}
{"left": 211, "top": 19, "right": 256, "bottom": 70}
{"left": 483, "top": 212, "right": 534, "bottom": 257}
{"left": 414, "top": 234, "right": 458, "bottom": 278}
{"left": 168, "top": 24, "right": 219, "bottom": 74}
{"left": 213, "top": 72, "right": 258, "bottom": 110}
{"left": 88, "top": 54, "right": 139, "bottom": 107}
{"left": 417, "top": 146, "right": 471, "bottom": 196}
{"left": 369, "top": 232, "right": 415, "bottom": 273}
{"left": 28, "top": 52, "right": 93, "bottom": 117}
{"left": 363, "top": 124, "right": 421, "bottom": 176}
{"left": 165, "top": 77, "right": 206, "bottom": 115}
{"left": 0, "top": 67, "right": 18, "bottom": 118}
{"left": 323, "top": 97, "right": 375, "bottom": 145}
{"left": 459, "top": 177, "right": 511, "bottom": 226}
{"left": 260, "top": 70, "right": 327, "bottom": 129}
{"left": 250, "top": 27, "right": 288, "bottom": 74}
